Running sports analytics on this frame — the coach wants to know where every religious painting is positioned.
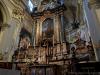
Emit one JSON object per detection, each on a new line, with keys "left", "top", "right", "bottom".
{"left": 41, "top": 18, "right": 54, "bottom": 46}
{"left": 42, "top": 18, "right": 54, "bottom": 39}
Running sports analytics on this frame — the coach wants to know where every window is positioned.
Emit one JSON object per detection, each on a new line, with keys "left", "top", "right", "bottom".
{"left": 57, "top": 0, "right": 64, "bottom": 5}
{"left": 28, "top": 0, "right": 34, "bottom": 12}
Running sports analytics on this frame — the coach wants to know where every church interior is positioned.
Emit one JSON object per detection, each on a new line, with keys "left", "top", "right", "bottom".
{"left": 0, "top": 0, "right": 100, "bottom": 75}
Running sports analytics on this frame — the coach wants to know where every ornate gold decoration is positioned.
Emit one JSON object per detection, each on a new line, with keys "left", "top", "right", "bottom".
{"left": 10, "top": 0, "right": 25, "bottom": 21}
{"left": 12, "top": 8, "right": 24, "bottom": 22}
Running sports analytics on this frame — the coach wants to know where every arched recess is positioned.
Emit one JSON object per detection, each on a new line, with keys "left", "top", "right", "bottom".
{"left": 0, "top": 1, "right": 10, "bottom": 43}
{"left": 20, "top": 28, "right": 31, "bottom": 39}
{"left": 18, "top": 28, "right": 32, "bottom": 49}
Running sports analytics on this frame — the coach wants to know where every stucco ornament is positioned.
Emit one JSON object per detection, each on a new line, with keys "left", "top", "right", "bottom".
{"left": 12, "top": 8, "right": 24, "bottom": 22}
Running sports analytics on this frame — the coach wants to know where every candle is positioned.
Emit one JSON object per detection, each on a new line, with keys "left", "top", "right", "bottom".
{"left": 53, "top": 35, "right": 54, "bottom": 47}
{"left": 60, "top": 32, "right": 62, "bottom": 44}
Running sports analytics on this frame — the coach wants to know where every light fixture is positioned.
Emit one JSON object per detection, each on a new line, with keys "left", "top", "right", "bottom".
{"left": 28, "top": 0, "right": 34, "bottom": 12}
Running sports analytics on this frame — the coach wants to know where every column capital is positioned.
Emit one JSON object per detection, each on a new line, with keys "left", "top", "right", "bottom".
{"left": 89, "top": 0, "right": 100, "bottom": 9}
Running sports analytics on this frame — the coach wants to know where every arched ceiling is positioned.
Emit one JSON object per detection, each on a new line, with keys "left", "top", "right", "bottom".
{"left": 12, "top": 0, "right": 81, "bottom": 25}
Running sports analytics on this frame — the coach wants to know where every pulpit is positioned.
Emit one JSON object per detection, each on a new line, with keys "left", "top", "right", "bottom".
{"left": 0, "top": 62, "right": 20, "bottom": 75}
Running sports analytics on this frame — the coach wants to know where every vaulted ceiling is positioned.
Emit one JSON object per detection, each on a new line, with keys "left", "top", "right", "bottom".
{"left": 10, "top": 0, "right": 81, "bottom": 26}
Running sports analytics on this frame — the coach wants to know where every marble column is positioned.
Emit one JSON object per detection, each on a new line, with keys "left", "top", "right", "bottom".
{"left": 39, "top": 20, "right": 42, "bottom": 43}
{"left": 35, "top": 19, "right": 40, "bottom": 46}
{"left": 61, "top": 14, "right": 67, "bottom": 54}
{"left": 54, "top": 15, "right": 60, "bottom": 43}
{"left": 54, "top": 14, "right": 61, "bottom": 54}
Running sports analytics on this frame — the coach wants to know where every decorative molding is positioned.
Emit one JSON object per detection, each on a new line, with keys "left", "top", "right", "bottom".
{"left": 31, "top": 4, "right": 66, "bottom": 19}
{"left": 9, "top": 0, "right": 23, "bottom": 10}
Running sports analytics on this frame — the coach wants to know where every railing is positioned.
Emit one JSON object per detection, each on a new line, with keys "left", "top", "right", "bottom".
{"left": 66, "top": 72, "right": 100, "bottom": 75}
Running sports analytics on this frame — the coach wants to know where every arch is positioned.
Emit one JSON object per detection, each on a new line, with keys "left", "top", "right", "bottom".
{"left": 0, "top": 1, "right": 10, "bottom": 43}
{"left": 0, "top": 1, "right": 10, "bottom": 24}
{"left": 18, "top": 27, "right": 32, "bottom": 48}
